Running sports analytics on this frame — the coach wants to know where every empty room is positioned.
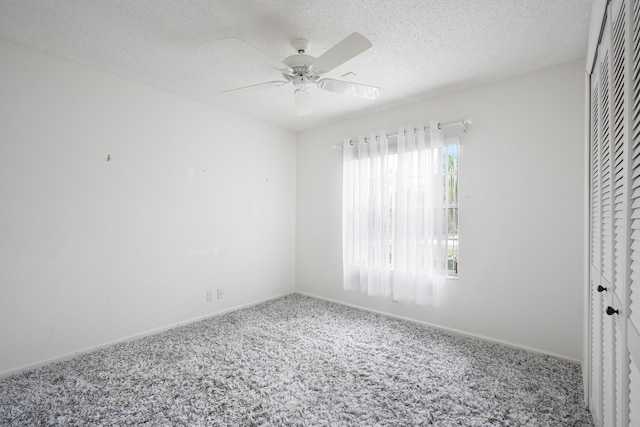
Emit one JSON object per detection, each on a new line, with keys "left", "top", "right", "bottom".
{"left": 1, "top": 0, "right": 638, "bottom": 425}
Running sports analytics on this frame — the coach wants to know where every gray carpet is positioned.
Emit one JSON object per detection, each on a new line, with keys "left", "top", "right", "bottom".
{"left": 0, "top": 294, "right": 593, "bottom": 426}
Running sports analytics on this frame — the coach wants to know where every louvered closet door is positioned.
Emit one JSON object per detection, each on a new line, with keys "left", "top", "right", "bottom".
{"left": 594, "top": 15, "right": 616, "bottom": 427}
{"left": 611, "top": 1, "right": 628, "bottom": 426}
{"left": 628, "top": 0, "right": 640, "bottom": 425}
{"left": 591, "top": 35, "right": 604, "bottom": 424}
{"left": 588, "top": 0, "right": 640, "bottom": 426}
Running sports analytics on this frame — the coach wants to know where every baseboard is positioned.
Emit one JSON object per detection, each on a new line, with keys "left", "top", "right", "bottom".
{"left": 2, "top": 290, "right": 579, "bottom": 379}
{"left": 295, "top": 291, "right": 582, "bottom": 365}
{"left": 0, "top": 291, "right": 295, "bottom": 379}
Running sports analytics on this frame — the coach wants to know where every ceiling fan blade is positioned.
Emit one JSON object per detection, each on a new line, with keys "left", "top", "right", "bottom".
{"left": 294, "top": 88, "right": 312, "bottom": 116}
{"left": 318, "top": 79, "right": 381, "bottom": 99}
{"left": 222, "top": 37, "right": 292, "bottom": 72}
{"left": 311, "top": 33, "right": 372, "bottom": 74}
{"left": 222, "top": 80, "right": 289, "bottom": 94}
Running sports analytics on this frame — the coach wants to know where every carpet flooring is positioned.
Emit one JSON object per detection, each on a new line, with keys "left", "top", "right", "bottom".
{"left": 0, "top": 294, "right": 593, "bottom": 426}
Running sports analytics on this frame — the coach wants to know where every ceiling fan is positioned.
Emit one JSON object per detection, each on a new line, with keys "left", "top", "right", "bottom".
{"left": 221, "top": 33, "right": 381, "bottom": 116}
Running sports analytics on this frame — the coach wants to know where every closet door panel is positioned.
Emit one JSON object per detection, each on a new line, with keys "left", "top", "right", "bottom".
{"left": 628, "top": 0, "right": 640, "bottom": 424}
{"left": 590, "top": 36, "right": 604, "bottom": 427}
{"left": 588, "top": 0, "right": 636, "bottom": 424}
{"left": 598, "top": 19, "right": 617, "bottom": 427}
{"left": 611, "top": 1, "right": 629, "bottom": 425}
{"left": 630, "top": 0, "right": 640, "bottom": 337}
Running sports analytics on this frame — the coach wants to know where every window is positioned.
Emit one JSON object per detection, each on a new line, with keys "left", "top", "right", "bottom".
{"left": 356, "top": 140, "right": 459, "bottom": 276}
{"left": 342, "top": 122, "right": 460, "bottom": 305}
{"left": 443, "top": 143, "right": 459, "bottom": 275}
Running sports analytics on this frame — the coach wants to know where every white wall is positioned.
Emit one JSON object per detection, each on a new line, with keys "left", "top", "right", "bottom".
{"left": 0, "top": 40, "right": 296, "bottom": 376}
{"left": 296, "top": 60, "right": 585, "bottom": 361}
{"left": 0, "top": 38, "right": 584, "bottom": 374}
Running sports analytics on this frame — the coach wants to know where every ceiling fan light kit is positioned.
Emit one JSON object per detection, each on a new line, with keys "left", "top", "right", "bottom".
{"left": 222, "top": 33, "right": 381, "bottom": 117}
{"left": 294, "top": 88, "right": 313, "bottom": 116}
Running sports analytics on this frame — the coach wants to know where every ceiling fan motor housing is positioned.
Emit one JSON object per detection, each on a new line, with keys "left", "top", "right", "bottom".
{"left": 283, "top": 54, "right": 319, "bottom": 88}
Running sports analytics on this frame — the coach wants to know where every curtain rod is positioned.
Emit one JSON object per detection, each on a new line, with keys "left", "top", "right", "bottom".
{"left": 334, "top": 118, "right": 472, "bottom": 150}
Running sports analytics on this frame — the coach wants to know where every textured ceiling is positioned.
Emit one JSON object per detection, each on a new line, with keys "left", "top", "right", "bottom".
{"left": 0, "top": 0, "right": 592, "bottom": 132}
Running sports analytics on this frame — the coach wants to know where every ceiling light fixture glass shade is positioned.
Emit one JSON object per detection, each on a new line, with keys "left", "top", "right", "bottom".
{"left": 294, "top": 88, "right": 312, "bottom": 116}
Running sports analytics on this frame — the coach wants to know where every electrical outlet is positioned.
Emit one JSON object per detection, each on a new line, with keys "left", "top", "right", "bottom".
{"left": 217, "top": 288, "right": 224, "bottom": 299}
{"left": 206, "top": 290, "right": 213, "bottom": 302}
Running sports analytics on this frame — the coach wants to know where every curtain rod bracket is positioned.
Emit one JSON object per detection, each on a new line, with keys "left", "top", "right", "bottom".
{"left": 461, "top": 117, "right": 473, "bottom": 134}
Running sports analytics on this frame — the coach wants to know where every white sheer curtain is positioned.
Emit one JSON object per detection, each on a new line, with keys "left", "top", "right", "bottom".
{"left": 342, "top": 120, "right": 447, "bottom": 306}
